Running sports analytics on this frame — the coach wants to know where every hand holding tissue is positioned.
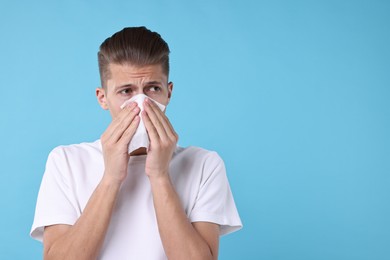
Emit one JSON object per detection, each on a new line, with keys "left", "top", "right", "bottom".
{"left": 120, "top": 94, "right": 166, "bottom": 154}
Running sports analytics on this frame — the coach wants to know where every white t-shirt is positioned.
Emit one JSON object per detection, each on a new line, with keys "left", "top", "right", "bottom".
{"left": 31, "top": 140, "right": 242, "bottom": 259}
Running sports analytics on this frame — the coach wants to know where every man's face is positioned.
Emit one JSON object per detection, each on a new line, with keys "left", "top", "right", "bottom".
{"left": 96, "top": 63, "right": 173, "bottom": 119}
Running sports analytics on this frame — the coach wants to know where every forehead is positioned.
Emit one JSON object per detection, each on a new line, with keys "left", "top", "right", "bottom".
{"left": 106, "top": 63, "right": 167, "bottom": 89}
{"left": 110, "top": 63, "right": 166, "bottom": 80}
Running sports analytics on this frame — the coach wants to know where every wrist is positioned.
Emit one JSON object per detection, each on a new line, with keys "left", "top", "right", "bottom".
{"left": 147, "top": 172, "right": 171, "bottom": 185}
{"left": 101, "top": 173, "right": 124, "bottom": 189}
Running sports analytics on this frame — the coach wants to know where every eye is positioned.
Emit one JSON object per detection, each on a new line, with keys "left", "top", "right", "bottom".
{"left": 119, "top": 88, "right": 132, "bottom": 95}
{"left": 146, "top": 86, "right": 161, "bottom": 93}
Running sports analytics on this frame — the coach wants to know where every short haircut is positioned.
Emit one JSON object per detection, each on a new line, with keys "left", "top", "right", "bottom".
{"left": 98, "top": 26, "right": 170, "bottom": 88}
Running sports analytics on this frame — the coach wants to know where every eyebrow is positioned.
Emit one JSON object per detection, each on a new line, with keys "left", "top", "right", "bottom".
{"left": 115, "top": 81, "right": 163, "bottom": 89}
{"left": 144, "top": 81, "right": 163, "bottom": 86}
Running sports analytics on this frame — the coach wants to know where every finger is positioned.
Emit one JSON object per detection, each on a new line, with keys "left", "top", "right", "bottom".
{"left": 145, "top": 99, "right": 177, "bottom": 140}
{"left": 118, "top": 115, "right": 140, "bottom": 147}
{"left": 103, "top": 102, "right": 137, "bottom": 139}
{"left": 109, "top": 106, "right": 140, "bottom": 143}
{"left": 144, "top": 99, "right": 170, "bottom": 140}
{"left": 142, "top": 110, "right": 160, "bottom": 144}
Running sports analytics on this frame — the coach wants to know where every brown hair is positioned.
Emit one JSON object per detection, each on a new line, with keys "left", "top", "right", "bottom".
{"left": 98, "top": 26, "right": 170, "bottom": 88}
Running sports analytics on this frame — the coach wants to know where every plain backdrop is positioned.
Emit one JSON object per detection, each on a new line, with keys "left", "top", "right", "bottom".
{"left": 1, "top": 0, "right": 389, "bottom": 259}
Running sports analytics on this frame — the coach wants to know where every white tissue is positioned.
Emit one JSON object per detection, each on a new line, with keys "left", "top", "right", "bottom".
{"left": 120, "top": 94, "right": 166, "bottom": 154}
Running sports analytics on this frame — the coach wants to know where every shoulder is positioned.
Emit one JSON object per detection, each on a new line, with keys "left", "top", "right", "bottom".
{"left": 172, "top": 146, "right": 225, "bottom": 174}
{"left": 44, "top": 140, "right": 104, "bottom": 182}
{"left": 47, "top": 139, "right": 102, "bottom": 165}
{"left": 174, "top": 146, "right": 223, "bottom": 162}
{"left": 49, "top": 140, "right": 102, "bottom": 157}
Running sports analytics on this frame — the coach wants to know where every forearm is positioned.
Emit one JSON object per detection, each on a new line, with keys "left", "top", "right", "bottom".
{"left": 149, "top": 175, "right": 214, "bottom": 260}
{"left": 45, "top": 175, "right": 121, "bottom": 260}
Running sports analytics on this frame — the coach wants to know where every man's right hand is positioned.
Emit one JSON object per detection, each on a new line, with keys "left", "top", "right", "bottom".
{"left": 44, "top": 106, "right": 140, "bottom": 260}
{"left": 44, "top": 103, "right": 140, "bottom": 260}
{"left": 100, "top": 102, "right": 140, "bottom": 183}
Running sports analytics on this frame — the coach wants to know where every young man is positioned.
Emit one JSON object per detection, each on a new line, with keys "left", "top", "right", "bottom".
{"left": 31, "top": 26, "right": 242, "bottom": 260}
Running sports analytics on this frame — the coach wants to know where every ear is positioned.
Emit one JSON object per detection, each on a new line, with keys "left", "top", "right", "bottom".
{"left": 96, "top": 87, "right": 109, "bottom": 110}
{"left": 167, "top": 81, "right": 173, "bottom": 103}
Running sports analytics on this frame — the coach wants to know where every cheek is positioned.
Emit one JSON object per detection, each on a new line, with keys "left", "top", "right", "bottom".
{"left": 109, "top": 106, "right": 123, "bottom": 120}
{"left": 150, "top": 96, "right": 168, "bottom": 106}
{"left": 151, "top": 91, "right": 170, "bottom": 106}
{"left": 106, "top": 92, "right": 127, "bottom": 107}
{"left": 106, "top": 98, "right": 124, "bottom": 117}
{"left": 160, "top": 93, "right": 171, "bottom": 106}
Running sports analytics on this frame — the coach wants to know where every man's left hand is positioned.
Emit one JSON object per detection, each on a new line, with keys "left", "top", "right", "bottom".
{"left": 142, "top": 98, "right": 178, "bottom": 178}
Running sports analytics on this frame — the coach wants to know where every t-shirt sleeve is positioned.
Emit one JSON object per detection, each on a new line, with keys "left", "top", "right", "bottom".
{"left": 189, "top": 152, "right": 242, "bottom": 236}
{"left": 30, "top": 147, "right": 79, "bottom": 242}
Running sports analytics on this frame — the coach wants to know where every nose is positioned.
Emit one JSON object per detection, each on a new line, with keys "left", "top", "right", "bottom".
{"left": 129, "top": 89, "right": 145, "bottom": 98}
{"left": 134, "top": 89, "right": 144, "bottom": 95}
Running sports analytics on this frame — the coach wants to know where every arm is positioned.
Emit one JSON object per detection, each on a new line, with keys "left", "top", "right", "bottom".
{"left": 143, "top": 98, "right": 219, "bottom": 260}
{"left": 44, "top": 175, "right": 121, "bottom": 260}
{"left": 43, "top": 102, "right": 140, "bottom": 260}
{"left": 149, "top": 176, "right": 220, "bottom": 260}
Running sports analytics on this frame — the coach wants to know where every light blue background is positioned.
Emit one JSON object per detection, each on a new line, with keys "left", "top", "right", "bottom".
{"left": 1, "top": 0, "right": 389, "bottom": 259}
